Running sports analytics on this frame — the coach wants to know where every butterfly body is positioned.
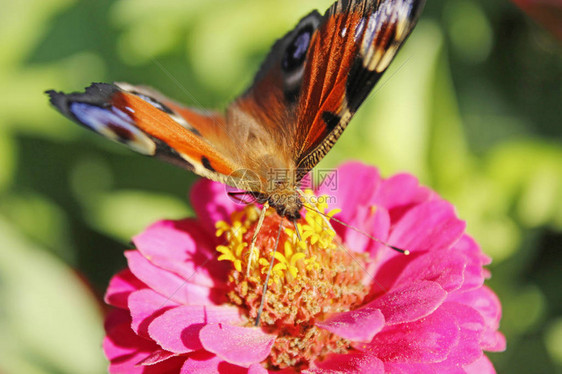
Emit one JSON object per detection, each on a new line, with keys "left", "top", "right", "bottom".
{"left": 47, "top": 0, "right": 425, "bottom": 221}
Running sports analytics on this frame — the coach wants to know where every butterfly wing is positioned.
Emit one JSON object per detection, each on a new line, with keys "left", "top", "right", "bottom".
{"left": 232, "top": 0, "right": 424, "bottom": 181}
{"left": 232, "top": 11, "right": 322, "bottom": 138}
{"left": 294, "top": 0, "right": 425, "bottom": 176}
{"left": 46, "top": 82, "right": 262, "bottom": 191}
{"left": 47, "top": 0, "right": 425, "bottom": 198}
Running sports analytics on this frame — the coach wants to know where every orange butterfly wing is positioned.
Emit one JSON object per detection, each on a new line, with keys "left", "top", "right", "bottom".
{"left": 229, "top": 0, "right": 425, "bottom": 181}
{"left": 46, "top": 83, "right": 261, "bottom": 191}
{"left": 231, "top": 11, "right": 323, "bottom": 147}
{"left": 294, "top": 0, "right": 425, "bottom": 174}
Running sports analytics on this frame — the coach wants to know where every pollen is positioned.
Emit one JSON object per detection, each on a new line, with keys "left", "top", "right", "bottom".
{"left": 215, "top": 193, "right": 369, "bottom": 370}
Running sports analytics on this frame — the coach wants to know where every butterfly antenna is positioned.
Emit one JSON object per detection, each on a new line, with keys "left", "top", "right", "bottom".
{"left": 329, "top": 213, "right": 409, "bottom": 255}
{"left": 246, "top": 201, "right": 269, "bottom": 276}
{"left": 297, "top": 190, "right": 409, "bottom": 255}
{"left": 255, "top": 222, "right": 283, "bottom": 326}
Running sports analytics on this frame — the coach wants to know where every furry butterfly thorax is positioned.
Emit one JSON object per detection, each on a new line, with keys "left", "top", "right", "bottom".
{"left": 47, "top": 0, "right": 425, "bottom": 221}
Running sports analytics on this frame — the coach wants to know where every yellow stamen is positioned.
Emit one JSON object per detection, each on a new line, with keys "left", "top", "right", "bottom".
{"left": 214, "top": 193, "right": 369, "bottom": 370}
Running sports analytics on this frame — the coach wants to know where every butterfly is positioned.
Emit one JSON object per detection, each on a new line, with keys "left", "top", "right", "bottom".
{"left": 47, "top": 0, "right": 425, "bottom": 225}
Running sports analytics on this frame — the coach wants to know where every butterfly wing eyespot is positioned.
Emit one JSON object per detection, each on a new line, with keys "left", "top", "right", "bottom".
{"left": 280, "top": 14, "right": 322, "bottom": 103}
{"left": 282, "top": 25, "right": 313, "bottom": 72}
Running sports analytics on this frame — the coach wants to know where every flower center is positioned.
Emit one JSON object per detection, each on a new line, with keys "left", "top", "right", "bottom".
{"left": 216, "top": 195, "right": 370, "bottom": 369}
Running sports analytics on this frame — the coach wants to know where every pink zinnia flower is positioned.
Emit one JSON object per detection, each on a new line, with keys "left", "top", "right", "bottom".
{"left": 103, "top": 162, "right": 505, "bottom": 373}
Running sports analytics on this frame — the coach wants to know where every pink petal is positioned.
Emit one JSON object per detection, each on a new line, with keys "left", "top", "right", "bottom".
{"left": 125, "top": 250, "right": 220, "bottom": 305}
{"left": 248, "top": 363, "right": 269, "bottom": 374}
{"left": 452, "top": 235, "right": 490, "bottom": 292}
{"left": 368, "top": 253, "right": 415, "bottom": 294}
{"left": 366, "top": 206, "right": 391, "bottom": 257}
{"left": 481, "top": 329, "right": 507, "bottom": 352}
{"left": 388, "top": 200, "right": 466, "bottom": 253}
{"left": 384, "top": 362, "right": 464, "bottom": 374}
{"left": 148, "top": 304, "right": 241, "bottom": 353}
{"left": 200, "top": 323, "right": 276, "bottom": 367}
{"left": 190, "top": 179, "right": 239, "bottom": 235}
{"left": 136, "top": 349, "right": 178, "bottom": 366}
{"left": 439, "top": 302, "right": 485, "bottom": 366}
{"left": 181, "top": 351, "right": 246, "bottom": 374}
{"left": 318, "top": 162, "right": 382, "bottom": 224}
{"left": 105, "top": 269, "right": 146, "bottom": 308}
{"left": 306, "top": 353, "right": 384, "bottom": 374}
{"left": 128, "top": 288, "right": 178, "bottom": 337}
{"left": 316, "top": 308, "right": 385, "bottom": 342}
{"left": 103, "top": 310, "right": 160, "bottom": 374}
{"left": 379, "top": 174, "right": 434, "bottom": 224}
{"left": 464, "top": 354, "right": 496, "bottom": 374}
{"left": 427, "top": 362, "right": 466, "bottom": 374}
{"left": 375, "top": 173, "right": 424, "bottom": 210}
{"left": 393, "top": 249, "right": 467, "bottom": 292}
{"left": 342, "top": 204, "right": 390, "bottom": 257}
{"left": 363, "top": 306, "right": 459, "bottom": 363}
{"left": 455, "top": 234, "right": 491, "bottom": 266}
{"left": 366, "top": 281, "right": 447, "bottom": 325}
{"left": 104, "top": 306, "right": 130, "bottom": 331}
{"left": 139, "top": 356, "right": 188, "bottom": 373}
{"left": 133, "top": 219, "right": 230, "bottom": 288}
{"left": 448, "top": 286, "right": 503, "bottom": 337}
{"left": 448, "top": 286, "right": 506, "bottom": 352}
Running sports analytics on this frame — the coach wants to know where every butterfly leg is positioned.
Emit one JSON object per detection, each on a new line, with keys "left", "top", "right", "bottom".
{"left": 292, "top": 219, "right": 302, "bottom": 241}
{"left": 255, "top": 222, "right": 283, "bottom": 326}
{"left": 246, "top": 201, "right": 269, "bottom": 276}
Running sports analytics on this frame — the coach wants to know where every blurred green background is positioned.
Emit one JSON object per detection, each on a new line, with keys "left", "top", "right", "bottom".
{"left": 0, "top": 0, "right": 560, "bottom": 373}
